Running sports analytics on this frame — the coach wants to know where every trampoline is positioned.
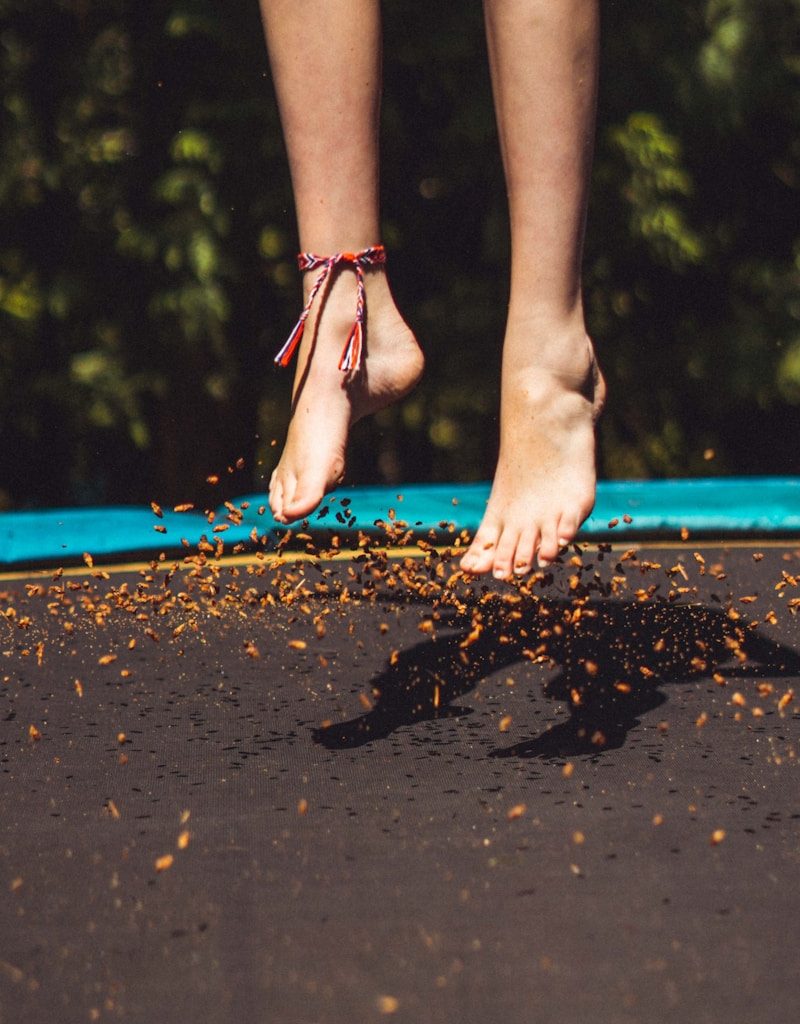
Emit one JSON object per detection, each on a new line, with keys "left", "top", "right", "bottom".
{"left": 1, "top": 479, "right": 799, "bottom": 1024}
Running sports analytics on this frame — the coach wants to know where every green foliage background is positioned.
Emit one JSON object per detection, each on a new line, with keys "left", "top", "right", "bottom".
{"left": 1, "top": 0, "right": 799, "bottom": 509}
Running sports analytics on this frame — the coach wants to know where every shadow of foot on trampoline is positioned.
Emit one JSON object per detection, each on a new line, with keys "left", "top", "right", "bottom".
{"left": 312, "top": 596, "right": 800, "bottom": 761}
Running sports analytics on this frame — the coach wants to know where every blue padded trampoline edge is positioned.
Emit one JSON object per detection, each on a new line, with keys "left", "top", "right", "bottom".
{"left": 1, "top": 477, "right": 799, "bottom": 567}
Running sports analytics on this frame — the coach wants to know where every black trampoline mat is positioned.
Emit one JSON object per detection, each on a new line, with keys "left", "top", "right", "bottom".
{"left": 1, "top": 541, "right": 799, "bottom": 1024}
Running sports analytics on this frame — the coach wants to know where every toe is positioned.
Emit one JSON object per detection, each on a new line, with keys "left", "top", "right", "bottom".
{"left": 557, "top": 511, "right": 580, "bottom": 548}
{"left": 269, "top": 475, "right": 286, "bottom": 522}
{"left": 537, "top": 522, "right": 560, "bottom": 567}
{"left": 282, "top": 480, "right": 325, "bottom": 522}
{"left": 492, "top": 527, "right": 518, "bottom": 580}
{"left": 460, "top": 522, "right": 501, "bottom": 574}
{"left": 513, "top": 527, "right": 539, "bottom": 576}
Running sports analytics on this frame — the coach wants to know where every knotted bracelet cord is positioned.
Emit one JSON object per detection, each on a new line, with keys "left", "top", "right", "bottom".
{"left": 274, "top": 244, "right": 386, "bottom": 374}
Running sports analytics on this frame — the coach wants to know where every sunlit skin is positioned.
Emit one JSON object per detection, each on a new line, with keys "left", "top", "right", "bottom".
{"left": 259, "top": 0, "right": 423, "bottom": 526}
{"left": 259, "top": 0, "right": 604, "bottom": 576}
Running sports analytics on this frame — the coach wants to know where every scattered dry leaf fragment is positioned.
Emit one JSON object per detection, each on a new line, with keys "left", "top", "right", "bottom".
{"left": 206, "top": 474, "right": 219, "bottom": 485}
{"left": 731, "top": 692, "right": 746, "bottom": 707}
{"left": 106, "top": 800, "right": 121, "bottom": 820}
{"left": 572, "top": 831, "right": 585, "bottom": 845}
{"left": 680, "top": 527, "right": 690, "bottom": 541}
{"left": 376, "top": 996, "right": 399, "bottom": 1015}
{"left": 28, "top": 724, "right": 41, "bottom": 742}
{"left": 154, "top": 854, "right": 174, "bottom": 873}
{"left": 460, "top": 624, "right": 483, "bottom": 648}
{"left": 778, "top": 690, "right": 794, "bottom": 712}
{"left": 150, "top": 501, "right": 163, "bottom": 519}
{"left": 154, "top": 525, "right": 167, "bottom": 534}
{"left": 98, "top": 654, "right": 117, "bottom": 666}
{"left": 83, "top": 552, "right": 94, "bottom": 568}
{"left": 506, "top": 803, "right": 526, "bottom": 821}
{"left": 244, "top": 641, "right": 260, "bottom": 659}
{"left": 173, "top": 503, "right": 194, "bottom": 513}
{"left": 652, "top": 813, "right": 664, "bottom": 826}
{"left": 10, "top": 877, "right": 23, "bottom": 893}
{"left": 498, "top": 715, "right": 512, "bottom": 733}
{"left": 297, "top": 798, "right": 309, "bottom": 816}
{"left": 695, "top": 711, "right": 708, "bottom": 728}
{"left": 180, "top": 809, "right": 191, "bottom": 825}
{"left": 288, "top": 639, "right": 307, "bottom": 651}
{"left": 117, "top": 732, "right": 126, "bottom": 745}
{"left": 74, "top": 679, "right": 83, "bottom": 698}
{"left": 710, "top": 829, "right": 726, "bottom": 846}
{"left": 562, "top": 762, "right": 574, "bottom": 779}
{"left": 177, "top": 830, "right": 191, "bottom": 850}
{"left": 358, "top": 692, "right": 373, "bottom": 711}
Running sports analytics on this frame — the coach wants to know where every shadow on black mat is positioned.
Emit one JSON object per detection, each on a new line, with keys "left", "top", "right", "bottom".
{"left": 313, "top": 598, "right": 800, "bottom": 760}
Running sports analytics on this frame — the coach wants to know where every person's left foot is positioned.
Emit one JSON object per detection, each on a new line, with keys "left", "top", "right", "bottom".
{"left": 460, "top": 321, "right": 605, "bottom": 578}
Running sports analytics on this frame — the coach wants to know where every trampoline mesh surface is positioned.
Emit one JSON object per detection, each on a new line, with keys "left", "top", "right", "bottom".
{"left": 1, "top": 540, "right": 799, "bottom": 1023}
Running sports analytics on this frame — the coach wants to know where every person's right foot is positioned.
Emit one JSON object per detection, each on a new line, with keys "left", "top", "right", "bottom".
{"left": 460, "top": 321, "right": 605, "bottom": 579}
{"left": 269, "top": 269, "right": 424, "bottom": 524}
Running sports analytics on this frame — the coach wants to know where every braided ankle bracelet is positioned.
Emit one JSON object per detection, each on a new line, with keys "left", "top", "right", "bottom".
{"left": 274, "top": 244, "right": 386, "bottom": 374}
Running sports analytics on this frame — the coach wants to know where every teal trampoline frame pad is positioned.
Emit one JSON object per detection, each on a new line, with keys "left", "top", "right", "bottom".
{"left": 1, "top": 477, "right": 798, "bottom": 568}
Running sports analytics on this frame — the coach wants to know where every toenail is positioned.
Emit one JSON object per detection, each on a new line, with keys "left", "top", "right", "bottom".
{"left": 538, "top": 558, "right": 551, "bottom": 568}
{"left": 493, "top": 568, "right": 507, "bottom": 579}
{"left": 558, "top": 537, "right": 570, "bottom": 546}
{"left": 514, "top": 565, "right": 529, "bottom": 575}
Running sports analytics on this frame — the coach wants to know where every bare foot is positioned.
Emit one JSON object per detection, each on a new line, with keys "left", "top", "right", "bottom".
{"left": 460, "top": 319, "right": 605, "bottom": 579}
{"left": 269, "top": 268, "right": 424, "bottom": 523}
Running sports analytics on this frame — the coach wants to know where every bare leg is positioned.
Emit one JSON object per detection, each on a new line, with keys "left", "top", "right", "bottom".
{"left": 259, "top": 0, "right": 423, "bottom": 523}
{"left": 461, "top": 0, "right": 605, "bottom": 578}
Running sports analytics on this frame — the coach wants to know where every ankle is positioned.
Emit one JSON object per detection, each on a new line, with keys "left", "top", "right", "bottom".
{"left": 303, "top": 264, "right": 389, "bottom": 303}
{"left": 502, "top": 316, "right": 592, "bottom": 375}
{"left": 506, "top": 297, "right": 587, "bottom": 333}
